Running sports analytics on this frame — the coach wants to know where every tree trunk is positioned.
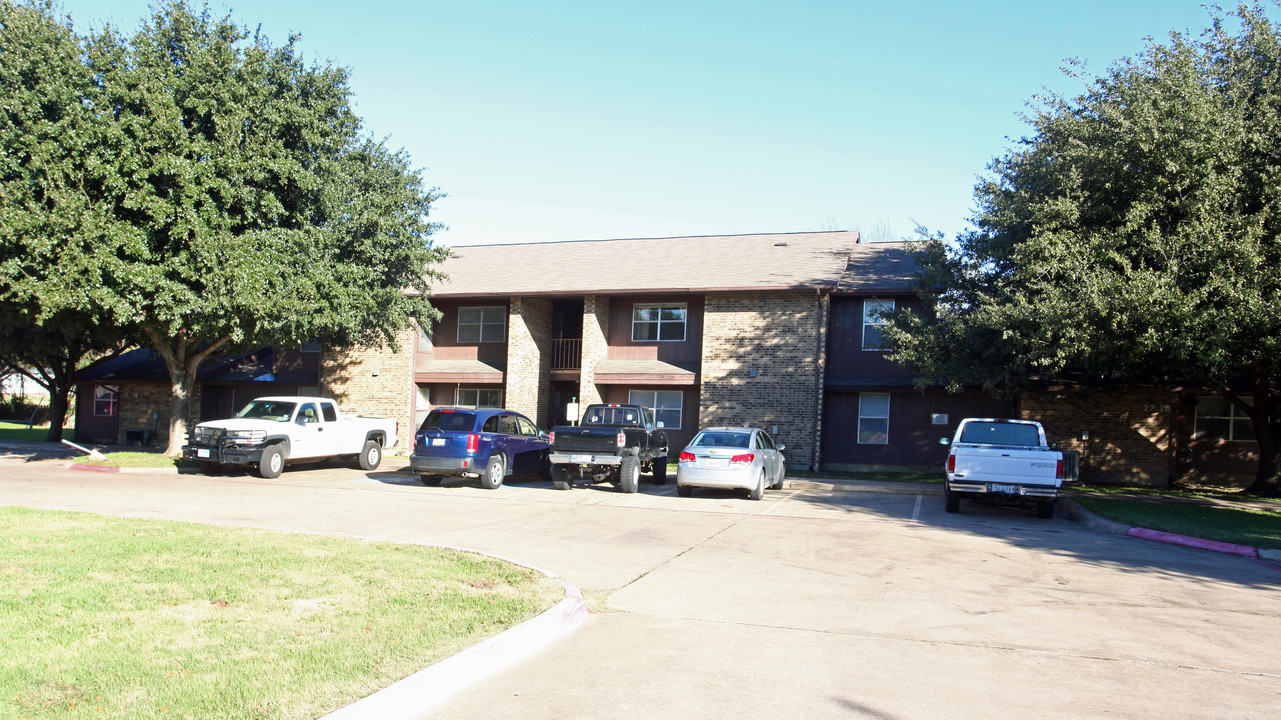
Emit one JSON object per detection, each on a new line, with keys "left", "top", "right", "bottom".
{"left": 43, "top": 380, "right": 70, "bottom": 443}
{"left": 1244, "top": 365, "right": 1281, "bottom": 497}
{"left": 146, "top": 328, "right": 229, "bottom": 457}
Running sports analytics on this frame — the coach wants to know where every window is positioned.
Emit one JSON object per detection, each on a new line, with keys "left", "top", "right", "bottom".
{"left": 628, "top": 389, "right": 683, "bottom": 429}
{"left": 93, "top": 385, "right": 118, "bottom": 418}
{"left": 632, "top": 303, "right": 687, "bottom": 342}
{"left": 857, "top": 392, "right": 890, "bottom": 444}
{"left": 1194, "top": 396, "right": 1255, "bottom": 442}
{"left": 517, "top": 416, "right": 540, "bottom": 436}
{"left": 862, "top": 299, "right": 894, "bottom": 351}
{"left": 455, "top": 388, "right": 502, "bottom": 408}
{"left": 417, "top": 323, "right": 433, "bottom": 351}
{"left": 458, "top": 306, "right": 505, "bottom": 343}
{"left": 299, "top": 403, "right": 319, "bottom": 424}
{"left": 500, "top": 414, "right": 520, "bottom": 435}
{"left": 321, "top": 402, "right": 338, "bottom": 422}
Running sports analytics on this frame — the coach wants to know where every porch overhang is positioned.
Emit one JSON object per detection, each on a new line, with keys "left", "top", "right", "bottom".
{"left": 592, "top": 360, "right": 697, "bottom": 386}
{"left": 414, "top": 360, "right": 504, "bottom": 385}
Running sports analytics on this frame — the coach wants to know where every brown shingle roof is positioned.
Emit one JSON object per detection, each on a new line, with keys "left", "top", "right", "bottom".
{"left": 429, "top": 231, "right": 860, "bottom": 297}
{"left": 836, "top": 241, "right": 926, "bottom": 293}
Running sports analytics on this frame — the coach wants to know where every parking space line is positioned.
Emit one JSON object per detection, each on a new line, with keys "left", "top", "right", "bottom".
{"left": 503, "top": 488, "right": 539, "bottom": 499}
{"left": 911, "top": 494, "right": 923, "bottom": 522}
{"left": 759, "top": 494, "right": 790, "bottom": 515}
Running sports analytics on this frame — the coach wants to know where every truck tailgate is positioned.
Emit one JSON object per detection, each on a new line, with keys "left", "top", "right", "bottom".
{"left": 952, "top": 447, "right": 1060, "bottom": 485}
{"left": 552, "top": 427, "right": 621, "bottom": 454}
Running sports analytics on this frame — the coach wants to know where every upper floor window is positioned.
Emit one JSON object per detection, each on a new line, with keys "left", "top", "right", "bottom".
{"left": 633, "top": 303, "right": 686, "bottom": 342}
{"left": 417, "top": 322, "right": 433, "bottom": 352}
{"left": 458, "top": 306, "right": 506, "bottom": 343}
{"left": 1194, "top": 396, "right": 1255, "bottom": 442}
{"left": 862, "top": 299, "right": 894, "bottom": 351}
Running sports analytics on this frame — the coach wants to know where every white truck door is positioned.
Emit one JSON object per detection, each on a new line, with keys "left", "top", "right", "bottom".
{"left": 290, "top": 401, "right": 327, "bottom": 459}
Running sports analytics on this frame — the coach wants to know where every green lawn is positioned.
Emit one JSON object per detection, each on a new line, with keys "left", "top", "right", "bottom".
{"left": 1074, "top": 496, "right": 1281, "bottom": 550}
{"left": 1, "top": 507, "right": 562, "bottom": 719}
{"left": 0, "top": 421, "right": 73, "bottom": 443}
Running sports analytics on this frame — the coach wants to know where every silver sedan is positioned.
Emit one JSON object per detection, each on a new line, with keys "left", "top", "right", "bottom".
{"left": 676, "top": 427, "right": 786, "bottom": 500}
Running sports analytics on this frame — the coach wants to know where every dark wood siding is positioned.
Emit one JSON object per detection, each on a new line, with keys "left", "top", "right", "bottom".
{"left": 821, "top": 388, "right": 1015, "bottom": 469}
{"left": 825, "top": 295, "right": 919, "bottom": 386}
{"left": 424, "top": 298, "right": 509, "bottom": 370}
{"left": 606, "top": 294, "right": 703, "bottom": 369}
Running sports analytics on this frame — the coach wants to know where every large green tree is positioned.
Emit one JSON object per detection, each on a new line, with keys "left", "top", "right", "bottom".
{"left": 885, "top": 3, "right": 1281, "bottom": 496}
{"left": 1, "top": 1, "right": 447, "bottom": 454}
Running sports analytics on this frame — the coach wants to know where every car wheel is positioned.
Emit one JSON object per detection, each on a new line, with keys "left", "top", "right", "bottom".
{"left": 676, "top": 484, "right": 693, "bottom": 497}
{"left": 481, "top": 455, "right": 505, "bottom": 490}
{"left": 649, "top": 456, "right": 668, "bottom": 484}
{"left": 944, "top": 486, "right": 960, "bottom": 513}
{"left": 551, "top": 465, "right": 572, "bottom": 491}
{"left": 619, "top": 456, "right": 641, "bottom": 494}
{"left": 258, "top": 445, "right": 284, "bottom": 479}
{"left": 1036, "top": 499, "right": 1056, "bottom": 519}
{"left": 358, "top": 440, "right": 382, "bottom": 471}
{"left": 419, "top": 474, "right": 443, "bottom": 486}
{"left": 771, "top": 463, "right": 786, "bottom": 490}
{"left": 749, "top": 471, "right": 765, "bottom": 501}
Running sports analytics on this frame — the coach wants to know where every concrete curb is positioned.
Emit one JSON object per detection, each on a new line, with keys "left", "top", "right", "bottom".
{"left": 320, "top": 583, "right": 588, "bottom": 720}
{"left": 787, "top": 478, "right": 944, "bottom": 496}
{"left": 1061, "top": 498, "right": 1279, "bottom": 565}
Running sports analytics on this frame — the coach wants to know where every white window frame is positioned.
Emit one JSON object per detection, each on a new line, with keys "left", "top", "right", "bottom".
{"left": 455, "top": 388, "right": 503, "bottom": 408}
{"left": 857, "top": 392, "right": 890, "bottom": 445}
{"left": 628, "top": 389, "right": 683, "bottom": 429}
{"left": 1194, "top": 396, "right": 1254, "bottom": 442}
{"left": 632, "top": 302, "right": 687, "bottom": 342}
{"left": 458, "top": 306, "right": 506, "bottom": 344}
{"left": 862, "top": 299, "right": 894, "bottom": 351}
{"left": 93, "top": 385, "right": 119, "bottom": 418}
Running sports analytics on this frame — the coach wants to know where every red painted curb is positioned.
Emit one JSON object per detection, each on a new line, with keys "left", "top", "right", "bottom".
{"left": 1127, "top": 527, "right": 1258, "bottom": 558}
{"left": 69, "top": 464, "right": 121, "bottom": 473}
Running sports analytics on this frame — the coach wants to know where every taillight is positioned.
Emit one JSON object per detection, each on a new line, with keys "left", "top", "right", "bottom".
{"left": 548, "top": 431, "right": 555, "bottom": 443}
{"left": 679, "top": 451, "right": 696, "bottom": 462}
{"left": 730, "top": 453, "right": 754, "bottom": 464}
{"left": 947, "top": 454, "right": 956, "bottom": 473}
{"left": 616, "top": 432, "right": 625, "bottom": 447}
{"left": 1055, "top": 459, "right": 1064, "bottom": 479}
{"left": 466, "top": 434, "right": 479, "bottom": 454}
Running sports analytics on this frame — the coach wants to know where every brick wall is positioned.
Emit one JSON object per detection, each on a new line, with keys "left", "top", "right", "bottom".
{"left": 320, "top": 327, "right": 417, "bottom": 454}
{"left": 1020, "top": 387, "right": 1178, "bottom": 486}
{"left": 700, "top": 292, "right": 824, "bottom": 468}
{"left": 579, "top": 295, "right": 610, "bottom": 407}
{"left": 114, "top": 381, "right": 201, "bottom": 446}
{"left": 506, "top": 297, "right": 553, "bottom": 426}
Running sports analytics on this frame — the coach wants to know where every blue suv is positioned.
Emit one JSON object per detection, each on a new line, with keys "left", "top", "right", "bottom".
{"left": 411, "top": 407, "right": 551, "bottom": 489}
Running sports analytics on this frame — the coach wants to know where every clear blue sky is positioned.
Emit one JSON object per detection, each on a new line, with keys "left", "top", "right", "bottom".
{"left": 59, "top": 1, "right": 1251, "bottom": 247}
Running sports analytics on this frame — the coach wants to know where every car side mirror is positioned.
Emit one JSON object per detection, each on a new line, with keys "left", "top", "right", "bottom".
{"left": 656, "top": 421, "right": 664, "bottom": 429}
{"left": 539, "top": 431, "right": 549, "bottom": 440}
{"left": 939, "top": 437, "right": 950, "bottom": 446}
{"left": 778, "top": 444, "right": 786, "bottom": 451}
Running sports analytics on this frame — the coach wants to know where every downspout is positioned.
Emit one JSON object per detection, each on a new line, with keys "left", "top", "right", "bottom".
{"left": 811, "top": 288, "right": 830, "bottom": 471}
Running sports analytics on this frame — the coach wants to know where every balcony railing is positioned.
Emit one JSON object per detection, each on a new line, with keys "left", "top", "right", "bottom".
{"left": 551, "top": 338, "right": 581, "bottom": 370}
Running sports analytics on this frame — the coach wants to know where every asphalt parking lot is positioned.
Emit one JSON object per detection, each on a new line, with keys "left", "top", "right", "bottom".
{"left": 2, "top": 455, "right": 1279, "bottom": 719}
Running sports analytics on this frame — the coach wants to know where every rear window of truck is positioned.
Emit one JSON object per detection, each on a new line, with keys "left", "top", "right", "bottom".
{"left": 958, "top": 422, "right": 1041, "bottom": 447}
{"left": 582, "top": 407, "right": 640, "bottom": 426}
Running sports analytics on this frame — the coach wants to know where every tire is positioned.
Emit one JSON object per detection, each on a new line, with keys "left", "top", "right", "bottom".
{"left": 358, "top": 440, "right": 382, "bottom": 471}
{"left": 944, "top": 486, "right": 960, "bottom": 514}
{"left": 419, "top": 474, "right": 443, "bottom": 486}
{"left": 1036, "top": 499, "right": 1056, "bottom": 520}
{"left": 551, "top": 465, "right": 572, "bottom": 491}
{"left": 619, "top": 456, "right": 641, "bottom": 494}
{"left": 771, "top": 464, "right": 786, "bottom": 490}
{"left": 749, "top": 471, "right": 765, "bottom": 501}
{"left": 676, "top": 484, "right": 693, "bottom": 497}
{"left": 481, "top": 455, "right": 505, "bottom": 490}
{"left": 649, "top": 456, "right": 668, "bottom": 485}
{"left": 258, "top": 445, "right": 284, "bottom": 479}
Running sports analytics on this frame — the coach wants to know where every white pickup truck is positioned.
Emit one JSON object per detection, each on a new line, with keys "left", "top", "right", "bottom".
{"left": 941, "top": 418, "right": 1076, "bottom": 519}
{"left": 182, "top": 396, "right": 398, "bottom": 478}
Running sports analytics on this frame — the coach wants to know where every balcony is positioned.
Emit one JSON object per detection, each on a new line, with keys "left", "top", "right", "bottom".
{"left": 551, "top": 338, "right": 581, "bottom": 370}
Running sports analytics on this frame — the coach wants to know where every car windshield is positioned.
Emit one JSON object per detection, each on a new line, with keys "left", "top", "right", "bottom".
{"left": 693, "top": 431, "right": 751, "bottom": 448}
{"left": 235, "top": 400, "right": 296, "bottom": 422}
{"left": 582, "top": 406, "right": 640, "bottom": 426}
{"left": 420, "top": 410, "right": 477, "bottom": 433}
{"left": 958, "top": 422, "right": 1041, "bottom": 447}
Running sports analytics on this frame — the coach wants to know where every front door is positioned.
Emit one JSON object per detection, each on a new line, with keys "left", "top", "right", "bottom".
{"left": 289, "top": 401, "right": 327, "bottom": 459}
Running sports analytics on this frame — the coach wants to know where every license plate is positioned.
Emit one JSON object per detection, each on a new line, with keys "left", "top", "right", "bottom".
{"left": 990, "top": 483, "right": 1016, "bottom": 494}
{"left": 571, "top": 455, "right": 591, "bottom": 464}
{"left": 197, "top": 449, "right": 210, "bottom": 459}
{"left": 431, "top": 438, "right": 446, "bottom": 447}
{"left": 702, "top": 458, "right": 729, "bottom": 468}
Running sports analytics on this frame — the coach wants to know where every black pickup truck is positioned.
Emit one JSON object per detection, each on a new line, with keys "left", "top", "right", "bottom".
{"left": 548, "top": 403, "right": 669, "bottom": 493}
